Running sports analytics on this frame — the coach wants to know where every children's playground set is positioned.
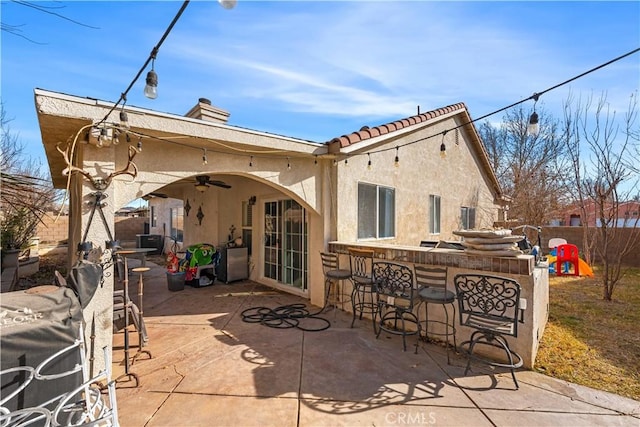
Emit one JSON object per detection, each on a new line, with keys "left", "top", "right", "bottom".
{"left": 512, "top": 226, "right": 594, "bottom": 278}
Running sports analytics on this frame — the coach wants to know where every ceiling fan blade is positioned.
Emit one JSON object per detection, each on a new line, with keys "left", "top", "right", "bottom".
{"left": 210, "top": 181, "right": 231, "bottom": 189}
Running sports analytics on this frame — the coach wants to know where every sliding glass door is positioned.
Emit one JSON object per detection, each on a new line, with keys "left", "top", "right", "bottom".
{"left": 263, "top": 199, "right": 308, "bottom": 292}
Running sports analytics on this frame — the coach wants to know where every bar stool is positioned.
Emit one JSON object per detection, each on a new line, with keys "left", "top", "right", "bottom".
{"left": 131, "top": 266, "right": 152, "bottom": 364}
{"left": 414, "top": 265, "right": 456, "bottom": 364}
{"left": 348, "top": 248, "right": 377, "bottom": 330}
{"left": 320, "top": 252, "right": 352, "bottom": 317}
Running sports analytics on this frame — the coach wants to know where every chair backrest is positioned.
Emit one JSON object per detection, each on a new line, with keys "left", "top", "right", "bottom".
{"left": 372, "top": 261, "right": 415, "bottom": 306}
{"left": 320, "top": 252, "right": 340, "bottom": 274}
{"left": 454, "top": 274, "right": 521, "bottom": 337}
{"left": 548, "top": 237, "right": 567, "bottom": 249}
{"left": 348, "top": 247, "right": 375, "bottom": 280}
{"left": 414, "top": 265, "right": 447, "bottom": 291}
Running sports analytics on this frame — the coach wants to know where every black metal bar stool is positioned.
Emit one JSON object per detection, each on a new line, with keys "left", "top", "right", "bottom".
{"left": 131, "top": 266, "right": 152, "bottom": 364}
{"left": 454, "top": 273, "right": 524, "bottom": 389}
{"left": 320, "top": 252, "right": 352, "bottom": 317}
{"left": 348, "top": 247, "right": 377, "bottom": 330}
{"left": 414, "top": 265, "right": 456, "bottom": 364}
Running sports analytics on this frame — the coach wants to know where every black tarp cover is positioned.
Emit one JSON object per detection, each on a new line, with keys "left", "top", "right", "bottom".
{"left": 1, "top": 285, "right": 84, "bottom": 411}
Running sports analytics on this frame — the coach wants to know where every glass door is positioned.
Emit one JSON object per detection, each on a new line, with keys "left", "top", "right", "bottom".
{"left": 263, "top": 199, "right": 308, "bottom": 292}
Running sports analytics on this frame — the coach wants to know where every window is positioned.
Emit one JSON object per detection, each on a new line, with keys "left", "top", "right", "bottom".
{"left": 242, "top": 200, "right": 253, "bottom": 255}
{"left": 460, "top": 206, "right": 476, "bottom": 230}
{"left": 429, "top": 195, "right": 441, "bottom": 234}
{"left": 170, "top": 207, "right": 184, "bottom": 242}
{"left": 357, "top": 183, "right": 395, "bottom": 239}
{"left": 150, "top": 206, "right": 157, "bottom": 227}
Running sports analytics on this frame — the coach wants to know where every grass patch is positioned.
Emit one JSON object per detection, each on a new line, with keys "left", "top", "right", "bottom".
{"left": 535, "top": 266, "right": 640, "bottom": 400}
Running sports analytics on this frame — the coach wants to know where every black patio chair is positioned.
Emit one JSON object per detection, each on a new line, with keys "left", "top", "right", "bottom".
{"left": 454, "top": 273, "right": 523, "bottom": 389}
{"left": 373, "top": 261, "right": 419, "bottom": 351}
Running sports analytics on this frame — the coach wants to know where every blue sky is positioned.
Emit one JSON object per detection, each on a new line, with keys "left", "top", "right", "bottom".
{"left": 2, "top": 1, "right": 639, "bottom": 173}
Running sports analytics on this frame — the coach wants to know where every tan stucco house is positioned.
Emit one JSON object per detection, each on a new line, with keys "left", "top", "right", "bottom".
{"left": 36, "top": 89, "right": 539, "bottom": 371}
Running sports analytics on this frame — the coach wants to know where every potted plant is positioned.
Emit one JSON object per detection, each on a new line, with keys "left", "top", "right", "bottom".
{"left": 1, "top": 206, "right": 39, "bottom": 268}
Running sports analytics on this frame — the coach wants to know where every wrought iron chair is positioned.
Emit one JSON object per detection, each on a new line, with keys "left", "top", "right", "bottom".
{"left": 373, "top": 261, "right": 419, "bottom": 351}
{"left": 454, "top": 273, "right": 523, "bottom": 389}
{"left": 348, "top": 248, "right": 377, "bottom": 329}
{"left": 320, "top": 252, "right": 352, "bottom": 317}
{"left": 414, "top": 265, "right": 456, "bottom": 364}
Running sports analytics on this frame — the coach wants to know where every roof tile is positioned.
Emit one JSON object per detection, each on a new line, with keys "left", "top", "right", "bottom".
{"left": 327, "top": 102, "right": 466, "bottom": 148}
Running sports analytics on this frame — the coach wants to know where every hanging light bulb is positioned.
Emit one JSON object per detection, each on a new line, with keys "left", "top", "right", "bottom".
{"left": 528, "top": 111, "right": 540, "bottom": 137}
{"left": 528, "top": 93, "right": 540, "bottom": 137}
{"left": 249, "top": 156, "right": 253, "bottom": 167}
{"left": 287, "top": 157, "right": 291, "bottom": 170}
{"left": 144, "top": 69, "right": 158, "bottom": 99}
{"left": 333, "top": 159, "right": 338, "bottom": 166}
{"left": 218, "top": 0, "right": 237, "bottom": 9}
{"left": 344, "top": 157, "right": 348, "bottom": 166}
{"left": 98, "top": 127, "right": 109, "bottom": 147}
{"left": 440, "top": 131, "right": 447, "bottom": 159}
{"left": 119, "top": 110, "right": 130, "bottom": 129}
{"left": 137, "top": 137, "right": 143, "bottom": 152}
{"left": 202, "top": 149, "right": 208, "bottom": 165}
{"left": 367, "top": 153, "right": 372, "bottom": 170}
{"left": 394, "top": 147, "right": 400, "bottom": 168}
{"left": 314, "top": 155, "right": 318, "bottom": 165}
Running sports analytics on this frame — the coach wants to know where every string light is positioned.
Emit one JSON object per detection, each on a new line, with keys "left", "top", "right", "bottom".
{"left": 119, "top": 110, "right": 130, "bottom": 129}
{"left": 367, "top": 153, "right": 372, "bottom": 170}
{"left": 249, "top": 156, "right": 253, "bottom": 167}
{"left": 527, "top": 93, "right": 540, "bottom": 137}
{"left": 344, "top": 157, "right": 348, "bottom": 166}
{"left": 333, "top": 159, "right": 338, "bottom": 166}
{"left": 394, "top": 147, "right": 399, "bottom": 168}
{"left": 202, "top": 148, "right": 208, "bottom": 165}
{"left": 137, "top": 137, "right": 143, "bottom": 152}
{"left": 314, "top": 155, "right": 318, "bottom": 165}
{"left": 287, "top": 157, "right": 291, "bottom": 170}
{"left": 144, "top": 52, "right": 158, "bottom": 99}
{"left": 98, "top": 128, "right": 109, "bottom": 147}
{"left": 440, "top": 131, "right": 447, "bottom": 159}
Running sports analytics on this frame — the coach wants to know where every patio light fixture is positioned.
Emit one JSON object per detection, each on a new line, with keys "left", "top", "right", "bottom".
{"left": 202, "top": 149, "right": 208, "bottom": 165}
{"left": 195, "top": 183, "right": 208, "bottom": 192}
{"left": 527, "top": 93, "right": 540, "bottom": 137}
{"left": 394, "top": 147, "right": 399, "bottom": 167}
{"left": 440, "top": 131, "right": 447, "bottom": 159}
{"left": 367, "top": 153, "right": 372, "bottom": 170}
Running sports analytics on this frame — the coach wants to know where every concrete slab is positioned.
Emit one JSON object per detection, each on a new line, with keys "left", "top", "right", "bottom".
{"left": 113, "top": 264, "right": 640, "bottom": 427}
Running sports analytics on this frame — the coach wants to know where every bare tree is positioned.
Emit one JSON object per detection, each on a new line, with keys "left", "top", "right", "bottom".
{"left": 1, "top": 105, "right": 60, "bottom": 250}
{"left": 479, "top": 104, "right": 573, "bottom": 226}
{"left": 564, "top": 91, "right": 640, "bottom": 301}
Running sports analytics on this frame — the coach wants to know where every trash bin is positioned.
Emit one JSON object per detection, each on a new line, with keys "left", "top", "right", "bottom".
{"left": 166, "top": 271, "right": 186, "bottom": 292}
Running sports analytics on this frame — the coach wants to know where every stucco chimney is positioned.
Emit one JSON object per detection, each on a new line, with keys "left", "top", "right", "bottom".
{"left": 185, "top": 97, "right": 230, "bottom": 124}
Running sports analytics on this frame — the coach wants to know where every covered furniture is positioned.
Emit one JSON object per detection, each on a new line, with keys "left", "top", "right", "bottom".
{"left": 414, "top": 265, "right": 456, "bottom": 364}
{"left": 373, "top": 261, "right": 419, "bottom": 351}
{"left": 348, "top": 248, "right": 377, "bottom": 329}
{"left": 319, "top": 252, "right": 352, "bottom": 316}
{"left": 454, "top": 273, "right": 523, "bottom": 389}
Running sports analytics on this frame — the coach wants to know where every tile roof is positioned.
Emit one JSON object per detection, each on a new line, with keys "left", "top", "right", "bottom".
{"left": 326, "top": 102, "right": 467, "bottom": 148}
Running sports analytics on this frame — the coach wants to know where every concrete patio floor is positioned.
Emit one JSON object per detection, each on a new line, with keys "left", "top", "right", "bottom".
{"left": 112, "top": 260, "right": 640, "bottom": 426}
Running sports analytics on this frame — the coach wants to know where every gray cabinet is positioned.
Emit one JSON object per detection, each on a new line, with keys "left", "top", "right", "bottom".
{"left": 216, "top": 247, "right": 248, "bottom": 283}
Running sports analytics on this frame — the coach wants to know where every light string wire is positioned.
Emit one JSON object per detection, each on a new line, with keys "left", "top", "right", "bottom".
{"left": 96, "top": 0, "right": 192, "bottom": 126}
{"left": 123, "top": 46, "right": 639, "bottom": 165}
{"left": 87, "top": 1, "right": 638, "bottom": 167}
{"left": 366, "top": 46, "right": 640, "bottom": 158}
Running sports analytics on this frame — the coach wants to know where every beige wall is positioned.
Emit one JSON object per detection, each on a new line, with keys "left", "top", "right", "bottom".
{"left": 336, "top": 116, "right": 499, "bottom": 245}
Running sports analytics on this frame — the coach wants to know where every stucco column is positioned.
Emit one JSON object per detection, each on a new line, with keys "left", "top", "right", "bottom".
{"left": 77, "top": 144, "right": 116, "bottom": 375}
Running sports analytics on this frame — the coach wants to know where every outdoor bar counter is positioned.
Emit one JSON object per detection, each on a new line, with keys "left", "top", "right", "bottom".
{"left": 328, "top": 241, "right": 549, "bottom": 368}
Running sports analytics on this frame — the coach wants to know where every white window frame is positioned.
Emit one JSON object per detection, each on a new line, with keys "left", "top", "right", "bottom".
{"left": 429, "top": 195, "right": 441, "bottom": 234}
{"left": 460, "top": 206, "right": 476, "bottom": 230}
{"left": 357, "top": 182, "right": 395, "bottom": 240}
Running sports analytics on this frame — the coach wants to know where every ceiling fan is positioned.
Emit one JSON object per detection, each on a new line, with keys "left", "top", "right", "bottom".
{"left": 194, "top": 175, "right": 231, "bottom": 191}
